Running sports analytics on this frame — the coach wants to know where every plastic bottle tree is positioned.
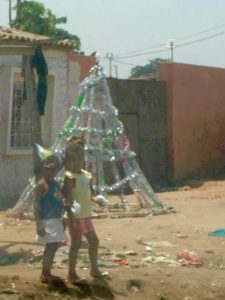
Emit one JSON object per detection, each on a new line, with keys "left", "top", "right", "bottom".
{"left": 9, "top": 64, "right": 164, "bottom": 217}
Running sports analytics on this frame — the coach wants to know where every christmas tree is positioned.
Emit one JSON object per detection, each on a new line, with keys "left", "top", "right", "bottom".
{"left": 9, "top": 64, "right": 166, "bottom": 218}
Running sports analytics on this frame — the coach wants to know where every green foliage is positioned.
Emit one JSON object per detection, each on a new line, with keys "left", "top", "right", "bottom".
{"left": 11, "top": 0, "right": 80, "bottom": 51}
{"left": 129, "top": 58, "right": 169, "bottom": 79}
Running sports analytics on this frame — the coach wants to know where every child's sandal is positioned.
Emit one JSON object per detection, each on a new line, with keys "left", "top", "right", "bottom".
{"left": 41, "top": 275, "right": 64, "bottom": 284}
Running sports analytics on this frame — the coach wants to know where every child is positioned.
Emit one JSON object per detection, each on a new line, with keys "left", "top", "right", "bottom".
{"left": 63, "top": 138, "right": 109, "bottom": 285}
{"left": 33, "top": 145, "right": 67, "bottom": 284}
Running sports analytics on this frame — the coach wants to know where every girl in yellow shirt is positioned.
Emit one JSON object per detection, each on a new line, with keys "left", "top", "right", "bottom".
{"left": 63, "top": 138, "right": 109, "bottom": 285}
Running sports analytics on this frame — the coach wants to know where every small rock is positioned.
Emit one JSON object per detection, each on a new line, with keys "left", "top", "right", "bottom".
{"left": 177, "top": 234, "right": 188, "bottom": 238}
{"left": 136, "top": 237, "right": 143, "bottom": 244}
{"left": 1, "top": 288, "right": 19, "bottom": 295}
{"left": 124, "top": 250, "right": 137, "bottom": 256}
{"left": 178, "top": 186, "right": 191, "bottom": 191}
{"left": 145, "top": 246, "right": 152, "bottom": 252}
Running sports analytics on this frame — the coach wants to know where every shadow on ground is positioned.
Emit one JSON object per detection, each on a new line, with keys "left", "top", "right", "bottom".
{"left": 0, "top": 243, "right": 30, "bottom": 266}
{"left": 43, "top": 277, "right": 126, "bottom": 299}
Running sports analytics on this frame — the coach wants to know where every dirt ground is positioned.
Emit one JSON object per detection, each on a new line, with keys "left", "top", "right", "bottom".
{"left": 0, "top": 179, "right": 225, "bottom": 300}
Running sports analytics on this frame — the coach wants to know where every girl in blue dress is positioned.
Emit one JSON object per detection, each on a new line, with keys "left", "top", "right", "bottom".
{"left": 33, "top": 146, "right": 67, "bottom": 284}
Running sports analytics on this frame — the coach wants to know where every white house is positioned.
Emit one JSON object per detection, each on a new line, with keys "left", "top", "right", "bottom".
{"left": 0, "top": 26, "right": 86, "bottom": 208}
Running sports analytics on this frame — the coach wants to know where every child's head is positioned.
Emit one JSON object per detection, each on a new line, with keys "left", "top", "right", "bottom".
{"left": 41, "top": 154, "right": 61, "bottom": 180}
{"left": 65, "top": 137, "right": 84, "bottom": 172}
{"left": 34, "top": 144, "right": 63, "bottom": 180}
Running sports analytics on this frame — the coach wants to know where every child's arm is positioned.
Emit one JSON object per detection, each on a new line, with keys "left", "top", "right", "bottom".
{"left": 63, "top": 175, "right": 76, "bottom": 218}
{"left": 90, "top": 178, "right": 97, "bottom": 203}
{"left": 90, "top": 179, "right": 107, "bottom": 207}
{"left": 33, "top": 182, "right": 45, "bottom": 236}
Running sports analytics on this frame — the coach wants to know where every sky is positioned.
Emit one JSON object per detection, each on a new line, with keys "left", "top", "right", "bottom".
{"left": 1, "top": 0, "right": 225, "bottom": 78}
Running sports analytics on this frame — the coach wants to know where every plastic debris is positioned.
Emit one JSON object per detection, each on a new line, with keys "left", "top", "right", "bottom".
{"left": 178, "top": 249, "right": 203, "bottom": 266}
{"left": 143, "top": 241, "right": 176, "bottom": 248}
{"left": 142, "top": 254, "right": 179, "bottom": 267}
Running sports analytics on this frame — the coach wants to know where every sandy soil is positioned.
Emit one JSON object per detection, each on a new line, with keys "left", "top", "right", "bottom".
{"left": 0, "top": 179, "right": 225, "bottom": 300}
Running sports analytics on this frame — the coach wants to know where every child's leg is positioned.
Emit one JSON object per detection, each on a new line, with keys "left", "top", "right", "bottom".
{"left": 68, "top": 222, "right": 82, "bottom": 282}
{"left": 84, "top": 230, "right": 101, "bottom": 277}
{"left": 41, "top": 242, "right": 59, "bottom": 279}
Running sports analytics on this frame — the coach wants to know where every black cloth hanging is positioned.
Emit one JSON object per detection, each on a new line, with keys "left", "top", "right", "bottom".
{"left": 32, "top": 46, "right": 48, "bottom": 115}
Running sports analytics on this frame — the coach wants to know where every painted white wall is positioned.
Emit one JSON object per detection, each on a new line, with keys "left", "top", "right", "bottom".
{"left": 0, "top": 48, "right": 80, "bottom": 207}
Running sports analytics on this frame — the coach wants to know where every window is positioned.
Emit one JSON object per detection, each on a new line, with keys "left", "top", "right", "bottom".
{"left": 10, "top": 74, "right": 32, "bottom": 149}
{"left": 4, "top": 68, "right": 33, "bottom": 155}
{"left": 5, "top": 68, "right": 55, "bottom": 155}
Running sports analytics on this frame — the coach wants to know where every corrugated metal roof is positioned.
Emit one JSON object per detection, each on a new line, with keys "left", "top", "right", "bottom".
{"left": 0, "top": 26, "right": 75, "bottom": 48}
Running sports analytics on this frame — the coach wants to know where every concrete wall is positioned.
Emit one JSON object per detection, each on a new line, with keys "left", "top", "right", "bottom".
{"left": 108, "top": 78, "right": 168, "bottom": 188}
{"left": 159, "top": 63, "right": 225, "bottom": 182}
